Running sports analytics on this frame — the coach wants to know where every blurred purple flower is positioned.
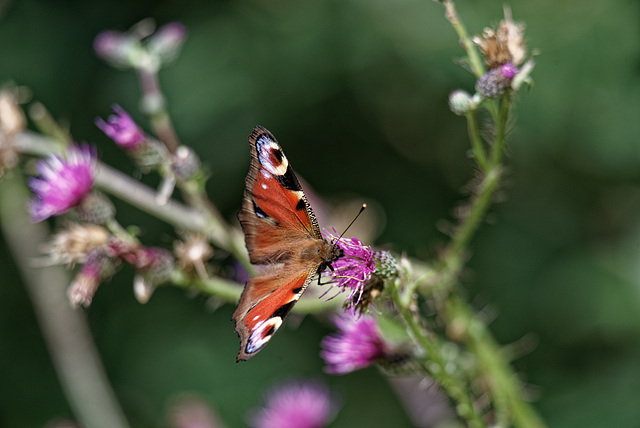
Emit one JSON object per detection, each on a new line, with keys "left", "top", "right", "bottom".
{"left": 249, "top": 380, "right": 338, "bottom": 428}
{"left": 96, "top": 105, "right": 147, "bottom": 150}
{"left": 321, "top": 313, "right": 387, "bottom": 375}
{"left": 148, "top": 22, "right": 187, "bottom": 61}
{"left": 93, "top": 30, "right": 132, "bottom": 68}
{"left": 476, "top": 61, "right": 518, "bottom": 99}
{"left": 29, "top": 144, "right": 96, "bottom": 222}
{"left": 323, "top": 228, "right": 375, "bottom": 304}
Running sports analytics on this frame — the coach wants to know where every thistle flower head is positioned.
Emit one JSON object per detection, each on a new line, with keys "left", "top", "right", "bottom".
{"left": 323, "top": 229, "right": 375, "bottom": 304}
{"left": 96, "top": 105, "right": 147, "bottom": 151}
{"left": 29, "top": 144, "right": 96, "bottom": 222}
{"left": 320, "top": 313, "right": 388, "bottom": 374}
{"left": 248, "top": 380, "right": 338, "bottom": 428}
{"left": 475, "top": 62, "right": 518, "bottom": 99}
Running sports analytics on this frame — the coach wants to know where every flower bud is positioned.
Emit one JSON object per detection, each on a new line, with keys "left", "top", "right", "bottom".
{"left": 373, "top": 250, "right": 399, "bottom": 280}
{"left": 448, "top": 90, "right": 473, "bottom": 115}
{"left": 171, "top": 145, "right": 200, "bottom": 180}
{"left": 475, "top": 62, "right": 518, "bottom": 99}
{"left": 76, "top": 191, "right": 116, "bottom": 224}
{"left": 146, "top": 22, "right": 186, "bottom": 63}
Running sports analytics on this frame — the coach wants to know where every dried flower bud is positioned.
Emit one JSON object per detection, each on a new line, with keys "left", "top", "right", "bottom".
{"left": 0, "top": 89, "right": 26, "bottom": 176}
{"left": 174, "top": 235, "right": 213, "bottom": 279}
{"left": 473, "top": 7, "right": 526, "bottom": 68}
{"left": 47, "top": 223, "right": 110, "bottom": 265}
{"left": 0, "top": 89, "right": 26, "bottom": 135}
{"left": 67, "top": 252, "right": 116, "bottom": 307}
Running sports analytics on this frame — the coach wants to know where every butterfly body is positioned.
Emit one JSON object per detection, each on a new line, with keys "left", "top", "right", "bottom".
{"left": 233, "top": 126, "right": 342, "bottom": 361}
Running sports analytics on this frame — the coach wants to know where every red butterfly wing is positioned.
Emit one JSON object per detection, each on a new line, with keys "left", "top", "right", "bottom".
{"left": 233, "top": 126, "right": 339, "bottom": 361}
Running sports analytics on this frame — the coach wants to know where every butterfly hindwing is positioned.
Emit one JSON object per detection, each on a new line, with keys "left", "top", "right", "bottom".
{"left": 233, "top": 270, "right": 313, "bottom": 360}
{"left": 233, "top": 126, "right": 341, "bottom": 361}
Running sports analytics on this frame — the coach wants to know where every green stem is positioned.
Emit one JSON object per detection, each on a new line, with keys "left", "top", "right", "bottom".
{"left": 466, "top": 111, "right": 487, "bottom": 171}
{"left": 171, "top": 271, "right": 341, "bottom": 314}
{"left": 489, "top": 95, "right": 511, "bottom": 167}
{"left": 442, "top": 0, "right": 485, "bottom": 79}
{"left": 446, "top": 297, "right": 546, "bottom": 428}
{"left": 441, "top": 166, "right": 501, "bottom": 285}
{"left": 389, "top": 280, "right": 486, "bottom": 428}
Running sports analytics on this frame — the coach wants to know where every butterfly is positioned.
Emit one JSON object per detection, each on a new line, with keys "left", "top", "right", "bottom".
{"left": 233, "top": 126, "right": 343, "bottom": 361}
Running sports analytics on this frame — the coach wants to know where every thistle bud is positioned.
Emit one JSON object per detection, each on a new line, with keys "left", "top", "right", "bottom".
{"left": 146, "top": 22, "right": 186, "bottom": 64}
{"left": 76, "top": 191, "right": 116, "bottom": 224}
{"left": 171, "top": 146, "right": 200, "bottom": 180}
{"left": 475, "top": 62, "right": 518, "bottom": 99}
{"left": 448, "top": 90, "right": 473, "bottom": 115}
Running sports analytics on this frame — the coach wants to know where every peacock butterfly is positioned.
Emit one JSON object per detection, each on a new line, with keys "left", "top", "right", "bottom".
{"left": 233, "top": 126, "right": 343, "bottom": 361}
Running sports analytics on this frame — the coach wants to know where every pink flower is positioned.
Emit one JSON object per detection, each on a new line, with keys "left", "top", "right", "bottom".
{"left": 323, "top": 229, "right": 375, "bottom": 305}
{"left": 29, "top": 144, "right": 96, "bottom": 222}
{"left": 320, "top": 314, "right": 388, "bottom": 374}
{"left": 95, "top": 105, "right": 147, "bottom": 150}
{"left": 249, "top": 380, "right": 338, "bottom": 428}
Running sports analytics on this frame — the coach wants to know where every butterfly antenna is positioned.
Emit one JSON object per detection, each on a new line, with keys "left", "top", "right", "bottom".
{"left": 337, "top": 204, "right": 367, "bottom": 240}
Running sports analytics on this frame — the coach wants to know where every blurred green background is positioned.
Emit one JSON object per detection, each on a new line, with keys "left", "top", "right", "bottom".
{"left": 2, "top": 0, "right": 640, "bottom": 426}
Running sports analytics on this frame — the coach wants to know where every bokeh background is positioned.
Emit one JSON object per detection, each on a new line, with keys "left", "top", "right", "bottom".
{"left": 2, "top": 0, "right": 640, "bottom": 426}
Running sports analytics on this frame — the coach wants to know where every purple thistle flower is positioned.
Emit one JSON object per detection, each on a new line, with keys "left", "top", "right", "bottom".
{"left": 323, "top": 228, "right": 375, "bottom": 304}
{"left": 320, "top": 313, "right": 388, "bottom": 374}
{"left": 476, "top": 61, "right": 519, "bottom": 99}
{"left": 96, "top": 105, "right": 147, "bottom": 151}
{"left": 249, "top": 380, "right": 338, "bottom": 428}
{"left": 29, "top": 144, "right": 96, "bottom": 222}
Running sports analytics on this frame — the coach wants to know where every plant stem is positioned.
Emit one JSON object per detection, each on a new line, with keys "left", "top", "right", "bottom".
{"left": 137, "top": 68, "right": 180, "bottom": 153}
{"left": 0, "top": 171, "right": 129, "bottom": 428}
{"left": 466, "top": 111, "right": 487, "bottom": 171}
{"left": 489, "top": 95, "right": 511, "bottom": 167}
{"left": 389, "top": 280, "right": 486, "bottom": 428}
{"left": 171, "top": 271, "right": 342, "bottom": 314}
{"left": 442, "top": 0, "right": 485, "bottom": 79}
{"left": 446, "top": 297, "right": 547, "bottom": 428}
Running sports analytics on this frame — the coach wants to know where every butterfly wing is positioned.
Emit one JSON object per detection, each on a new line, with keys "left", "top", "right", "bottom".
{"left": 234, "top": 126, "right": 328, "bottom": 361}
{"left": 233, "top": 269, "right": 315, "bottom": 360}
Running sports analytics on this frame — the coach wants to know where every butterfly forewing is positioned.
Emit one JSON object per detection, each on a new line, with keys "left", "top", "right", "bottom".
{"left": 233, "top": 126, "right": 340, "bottom": 361}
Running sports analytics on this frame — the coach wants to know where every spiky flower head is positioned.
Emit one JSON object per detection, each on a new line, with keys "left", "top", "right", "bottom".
{"left": 96, "top": 105, "right": 148, "bottom": 151}
{"left": 323, "top": 229, "right": 375, "bottom": 303}
{"left": 29, "top": 144, "right": 96, "bottom": 222}
{"left": 475, "top": 62, "right": 518, "bottom": 99}
{"left": 248, "top": 380, "right": 338, "bottom": 428}
{"left": 320, "top": 313, "right": 389, "bottom": 374}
